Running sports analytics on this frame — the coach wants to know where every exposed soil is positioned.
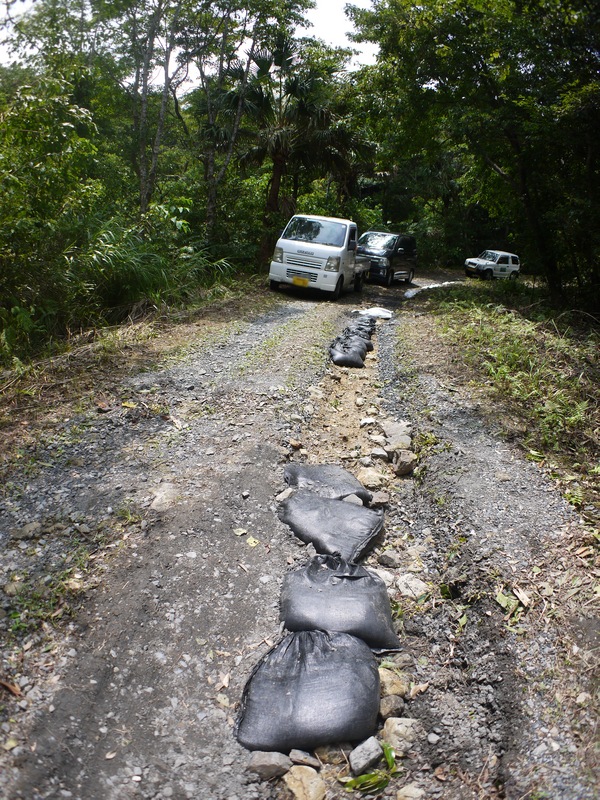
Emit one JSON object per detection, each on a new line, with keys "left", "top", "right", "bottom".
{"left": 0, "top": 269, "right": 598, "bottom": 800}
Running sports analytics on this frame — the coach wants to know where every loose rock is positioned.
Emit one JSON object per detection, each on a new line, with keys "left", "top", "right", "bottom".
{"left": 282, "top": 765, "right": 327, "bottom": 800}
{"left": 382, "top": 718, "right": 424, "bottom": 755}
{"left": 349, "top": 736, "right": 383, "bottom": 774}
{"left": 392, "top": 451, "right": 417, "bottom": 476}
{"left": 380, "top": 695, "right": 406, "bottom": 719}
{"left": 396, "top": 574, "right": 429, "bottom": 599}
{"left": 379, "top": 668, "right": 410, "bottom": 698}
{"left": 246, "top": 751, "right": 292, "bottom": 780}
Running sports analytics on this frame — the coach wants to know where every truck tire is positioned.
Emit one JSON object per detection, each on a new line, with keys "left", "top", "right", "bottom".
{"left": 331, "top": 277, "right": 343, "bottom": 301}
{"left": 353, "top": 274, "right": 363, "bottom": 293}
{"left": 508, "top": 271, "right": 518, "bottom": 281}
{"left": 270, "top": 280, "right": 280, "bottom": 291}
{"left": 404, "top": 269, "right": 414, "bottom": 284}
{"left": 483, "top": 269, "right": 493, "bottom": 281}
{"left": 385, "top": 269, "right": 394, "bottom": 287}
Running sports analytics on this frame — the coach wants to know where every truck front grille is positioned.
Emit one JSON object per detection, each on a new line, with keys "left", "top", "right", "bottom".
{"left": 286, "top": 255, "right": 323, "bottom": 269}
{"left": 286, "top": 268, "right": 318, "bottom": 283}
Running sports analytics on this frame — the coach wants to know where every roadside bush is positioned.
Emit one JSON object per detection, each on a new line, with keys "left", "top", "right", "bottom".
{"left": 432, "top": 282, "right": 599, "bottom": 462}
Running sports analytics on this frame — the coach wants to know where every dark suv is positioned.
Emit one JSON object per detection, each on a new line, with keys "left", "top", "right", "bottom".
{"left": 357, "top": 231, "right": 417, "bottom": 286}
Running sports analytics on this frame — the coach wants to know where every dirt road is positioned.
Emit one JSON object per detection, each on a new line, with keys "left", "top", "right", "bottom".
{"left": 1, "top": 272, "right": 597, "bottom": 799}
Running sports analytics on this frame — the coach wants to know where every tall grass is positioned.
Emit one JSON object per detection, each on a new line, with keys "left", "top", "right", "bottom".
{"left": 0, "top": 210, "right": 236, "bottom": 367}
{"left": 426, "top": 279, "right": 599, "bottom": 514}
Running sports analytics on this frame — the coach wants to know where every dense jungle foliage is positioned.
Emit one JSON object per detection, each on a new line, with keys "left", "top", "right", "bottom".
{"left": 0, "top": 0, "right": 598, "bottom": 364}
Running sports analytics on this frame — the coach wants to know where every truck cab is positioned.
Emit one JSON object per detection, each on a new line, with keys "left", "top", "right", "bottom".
{"left": 269, "top": 215, "right": 368, "bottom": 299}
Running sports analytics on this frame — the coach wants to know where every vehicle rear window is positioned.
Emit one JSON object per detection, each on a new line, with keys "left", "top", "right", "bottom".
{"left": 283, "top": 217, "right": 347, "bottom": 247}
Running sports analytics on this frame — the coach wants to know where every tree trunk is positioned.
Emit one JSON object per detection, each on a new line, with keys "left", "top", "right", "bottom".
{"left": 260, "top": 154, "right": 286, "bottom": 265}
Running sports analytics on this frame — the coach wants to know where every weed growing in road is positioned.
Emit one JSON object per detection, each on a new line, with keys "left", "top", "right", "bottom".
{"left": 338, "top": 741, "right": 402, "bottom": 794}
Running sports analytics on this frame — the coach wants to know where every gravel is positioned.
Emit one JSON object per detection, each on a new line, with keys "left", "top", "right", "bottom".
{"left": 0, "top": 274, "right": 597, "bottom": 800}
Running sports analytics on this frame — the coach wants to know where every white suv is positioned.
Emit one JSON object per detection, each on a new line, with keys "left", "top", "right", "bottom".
{"left": 464, "top": 250, "right": 520, "bottom": 280}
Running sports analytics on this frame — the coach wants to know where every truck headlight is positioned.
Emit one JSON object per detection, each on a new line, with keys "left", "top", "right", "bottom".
{"left": 272, "top": 246, "right": 283, "bottom": 263}
{"left": 380, "top": 258, "right": 390, "bottom": 267}
{"left": 325, "top": 256, "right": 340, "bottom": 272}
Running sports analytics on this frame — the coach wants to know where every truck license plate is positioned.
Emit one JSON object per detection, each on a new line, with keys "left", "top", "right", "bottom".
{"left": 292, "top": 276, "right": 309, "bottom": 287}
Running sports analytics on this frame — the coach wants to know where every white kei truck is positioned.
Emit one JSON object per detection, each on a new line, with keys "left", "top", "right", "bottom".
{"left": 269, "top": 214, "right": 370, "bottom": 299}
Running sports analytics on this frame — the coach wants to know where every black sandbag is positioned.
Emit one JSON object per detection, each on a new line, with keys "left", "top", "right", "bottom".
{"left": 342, "top": 326, "right": 374, "bottom": 345}
{"left": 343, "top": 334, "right": 374, "bottom": 352}
{"left": 280, "top": 554, "right": 400, "bottom": 650}
{"left": 278, "top": 490, "right": 383, "bottom": 562}
{"left": 329, "top": 345, "right": 365, "bottom": 368}
{"left": 337, "top": 334, "right": 371, "bottom": 355}
{"left": 284, "top": 463, "right": 372, "bottom": 504}
{"left": 235, "top": 630, "right": 380, "bottom": 752}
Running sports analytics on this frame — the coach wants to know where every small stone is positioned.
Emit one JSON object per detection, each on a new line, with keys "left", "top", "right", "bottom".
{"left": 370, "top": 568, "right": 396, "bottom": 587}
{"left": 349, "top": 737, "right": 383, "bottom": 774}
{"left": 369, "top": 434, "right": 387, "bottom": 446}
{"left": 283, "top": 765, "right": 326, "bottom": 800}
{"left": 11, "top": 522, "right": 41, "bottom": 541}
{"left": 360, "top": 417, "right": 377, "bottom": 428}
{"left": 396, "top": 783, "right": 426, "bottom": 800}
{"left": 242, "top": 491, "right": 250, "bottom": 499}
{"left": 380, "top": 419, "right": 412, "bottom": 440}
{"left": 356, "top": 467, "right": 385, "bottom": 490}
{"left": 383, "top": 718, "right": 424, "bottom": 755}
{"left": 150, "top": 483, "right": 178, "bottom": 511}
{"left": 386, "top": 435, "right": 412, "bottom": 453}
{"left": 355, "top": 398, "right": 365, "bottom": 408}
{"left": 3, "top": 581, "right": 23, "bottom": 597}
{"left": 396, "top": 574, "right": 429, "bottom": 599}
{"left": 289, "top": 750, "right": 321, "bottom": 769}
{"left": 343, "top": 494, "right": 364, "bottom": 506}
{"left": 379, "top": 668, "right": 410, "bottom": 698}
{"left": 392, "top": 451, "right": 417, "bottom": 476}
{"left": 427, "top": 732, "right": 440, "bottom": 744}
{"left": 379, "top": 550, "right": 402, "bottom": 568}
{"left": 247, "top": 751, "right": 292, "bottom": 780}
{"left": 380, "top": 695, "right": 406, "bottom": 719}
{"left": 370, "top": 491, "right": 390, "bottom": 507}
{"left": 371, "top": 447, "right": 389, "bottom": 461}
{"left": 289, "top": 439, "right": 302, "bottom": 449}
{"left": 276, "top": 487, "right": 295, "bottom": 502}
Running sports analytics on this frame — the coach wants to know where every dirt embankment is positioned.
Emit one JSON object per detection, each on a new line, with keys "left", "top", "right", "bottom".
{"left": 0, "top": 271, "right": 597, "bottom": 800}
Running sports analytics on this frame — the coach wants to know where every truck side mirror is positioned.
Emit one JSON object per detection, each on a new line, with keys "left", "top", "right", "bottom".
{"left": 348, "top": 241, "right": 357, "bottom": 251}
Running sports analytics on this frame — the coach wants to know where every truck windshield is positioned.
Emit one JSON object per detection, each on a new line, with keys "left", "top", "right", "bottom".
{"left": 282, "top": 217, "right": 347, "bottom": 247}
{"left": 358, "top": 232, "right": 398, "bottom": 249}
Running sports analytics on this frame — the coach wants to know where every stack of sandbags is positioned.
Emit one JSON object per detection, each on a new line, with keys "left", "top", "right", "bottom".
{"left": 329, "top": 317, "right": 377, "bottom": 368}
{"left": 236, "top": 463, "right": 401, "bottom": 754}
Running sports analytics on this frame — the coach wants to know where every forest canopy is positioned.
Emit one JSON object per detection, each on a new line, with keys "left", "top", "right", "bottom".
{"left": 0, "top": 0, "right": 598, "bottom": 362}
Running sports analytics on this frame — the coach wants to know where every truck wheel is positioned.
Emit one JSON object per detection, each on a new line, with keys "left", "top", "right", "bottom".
{"left": 483, "top": 269, "right": 493, "bottom": 281}
{"left": 404, "top": 269, "right": 414, "bottom": 284}
{"left": 385, "top": 269, "right": 394, "bottom": 287}
{"left": 269, "top": 280, "right": 280, "bottom": 291}
{"left": 353, "top": 274, "right": 363, "bottom": 293}
{"left": 508, "top": 271, "right": 518, "bottom": 281}
{"left": 331, "top": 277, "right": 343, "bottom": 301}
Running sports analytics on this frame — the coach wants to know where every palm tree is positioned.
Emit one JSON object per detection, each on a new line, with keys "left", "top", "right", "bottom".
{"left": 234, "top": 34, "right": 371, "bottom": 261}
